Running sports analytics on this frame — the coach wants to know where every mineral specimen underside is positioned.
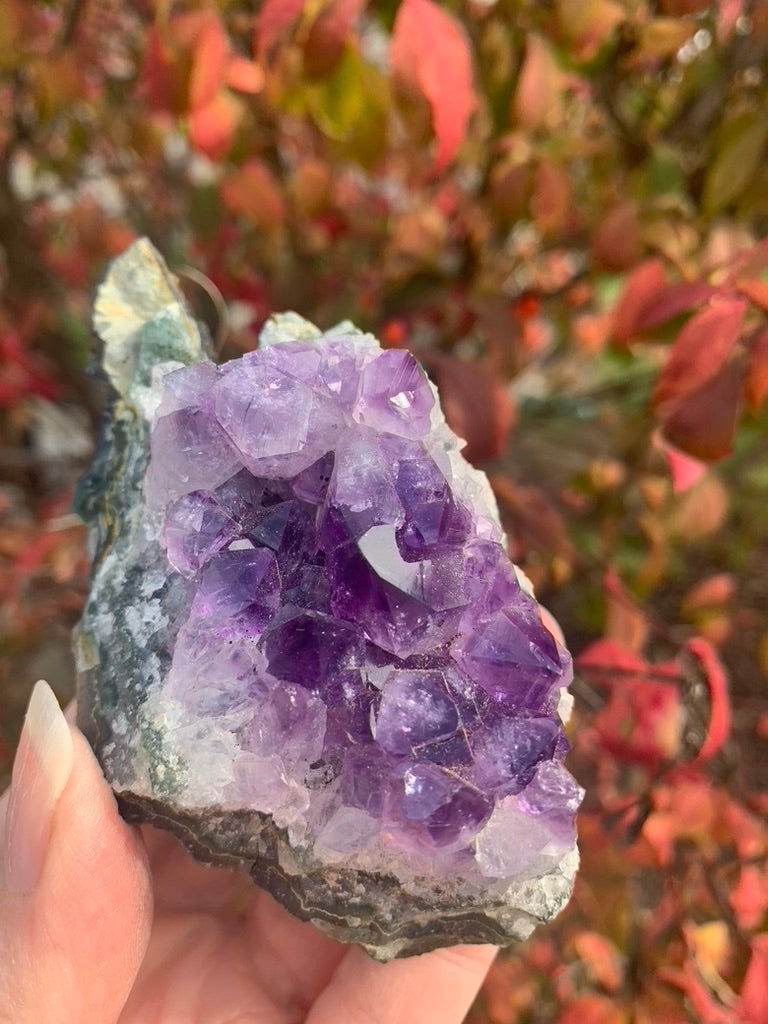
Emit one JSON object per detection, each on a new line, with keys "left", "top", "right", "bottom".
{"left": 75, "top": 240, "right": 582, "bottom": 959}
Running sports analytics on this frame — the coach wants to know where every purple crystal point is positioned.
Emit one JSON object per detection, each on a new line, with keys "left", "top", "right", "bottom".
{"left": 353, "top": 349, "right": 435, "bottom": 439}
{"left": 374, "top": 670, "right": 459, "bottom": 755}
{"left": 192, "top": 545, "right": 280, "bottom": 631}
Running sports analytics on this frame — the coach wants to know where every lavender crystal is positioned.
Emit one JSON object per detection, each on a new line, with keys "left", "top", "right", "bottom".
{"left": 75, "top": 240, "right": 581, "bottom": 959}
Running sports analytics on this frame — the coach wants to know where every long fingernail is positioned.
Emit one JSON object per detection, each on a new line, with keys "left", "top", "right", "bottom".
{"left": 3, "top": 681, "right": 74, "bottom": 894}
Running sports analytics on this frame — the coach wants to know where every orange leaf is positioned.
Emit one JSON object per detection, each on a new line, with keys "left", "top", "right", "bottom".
{"left": 555, "top": 0, "right": 625, "bottom": 62}
{"left": 745, "top": 326, "right": 768, "bottom": 412}
{"left": 572, "top": 931, "right": 625, "bottom": 992}
{"left": 531, "top": 161, "right": 572, "bottom": 235}
{"left": 591, "top": 200, "right": 640, "bottom": 272}
{"left": 255, "top": 0, "right": 305, "bottom": 58}
{"left": 220, "top": 159, "right": 286, "bottom": 228}
{"left": 226, "top": 56, "right": 264, "bottom": 94}
{"left": 603, "top": 568, "right": 649, "bottom": 655}
{"left": 653, "top": 299, "right": 746, "bottom": 408}
{"left": 681, "top": 573, "right": 735, "bottom": 614}
{"left": 730, "top": 866, "right": 768, "bottom": 930}
{"left": 391, "top": 0, "right": 475, "bottom": 172}
{"left": 685, "top": 637, "right": 730, "bottom": 763}
{"left": 188, "top": 91, "right": 242, "bottom": 160}
{"left": 188, "top": 11, "right": 230, "bottom": 112}
{"left": 513, "top": 34, "right": 562, "bottom": 131}
{"left": 735, "top": 277, "right": 768, "bottom": 312}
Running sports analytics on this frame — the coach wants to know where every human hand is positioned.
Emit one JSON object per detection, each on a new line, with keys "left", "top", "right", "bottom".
{"left": 0, "top": 681, "right": 497, "bottom": 1023}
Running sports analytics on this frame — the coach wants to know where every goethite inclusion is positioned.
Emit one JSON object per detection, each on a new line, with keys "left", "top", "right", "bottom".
{"left": 75, "top": 240, "right": 582, "bottom": 959}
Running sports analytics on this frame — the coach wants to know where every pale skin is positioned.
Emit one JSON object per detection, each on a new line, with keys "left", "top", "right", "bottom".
{"left": 0, "top": 691, "right": 497, "bottom": 1024}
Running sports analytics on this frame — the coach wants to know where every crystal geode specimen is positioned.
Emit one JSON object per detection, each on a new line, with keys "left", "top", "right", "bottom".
{"left": 75, "top": 240, "right": 582, "bottom": 959}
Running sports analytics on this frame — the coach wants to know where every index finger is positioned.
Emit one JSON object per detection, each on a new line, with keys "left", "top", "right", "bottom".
{"left": 306, "top": 943, "right": 497, "bottom": 1024}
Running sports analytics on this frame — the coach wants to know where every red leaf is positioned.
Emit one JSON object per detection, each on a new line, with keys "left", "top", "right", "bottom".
{"left": 556, "top": 994, "right": 627, "bottom": 1024}
{"left": 657, "top": 963, "right": 732, "bottom": 1024}
{"left": 685, "top": 637, "right": 730, "bottom": 763}
{"left": 577, "top": 638, "right": 653, "bottom": 678}
{"left": 304, "top": 0, "right": 365, "bottom": 78}
{"left": 611, "top": 258, "right": 667, "bottom": 345}
{"left": 652, "top": 431, "right": 708, "bottom": 493}
{"left": 138, "top": 26, "right": 185, "bottom": 114}
{"left": 0, "top": 329, "right": 60, "bottom": 407}
{"left": 593, "top": 673, "right": 682, "bottom": 766}
{"left": 745, "top": 325, "right": 768, "bottom": 412}
{"left": 633, "top": 281, "right": 719, "bottom": 335}
{"left": 255, "top": 0, "right": 305, "bottom": 58}
{"left": 188, "top": 91, "right": 241, "bottom": 160}
{"left": 660, "top": 357, "right": 745, "bottom": 462}
{"left": 391, "top": 0, "right": 475, "bottom": 172}
{"left": 653, "top": 298, "right": 746, "bottom": 407}
{"left": 491, "top": 479, "right": 575, "bottom": 570}
{"left": 425, "top": 354, "right": 514, "bottom": 462}
{"left": 740, "top": 935, "right": 768, "bottom": 1024}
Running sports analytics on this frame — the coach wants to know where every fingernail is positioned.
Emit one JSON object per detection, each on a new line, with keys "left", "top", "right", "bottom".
{"left": 3, "top": 681, "right": 74, "bottom": 894}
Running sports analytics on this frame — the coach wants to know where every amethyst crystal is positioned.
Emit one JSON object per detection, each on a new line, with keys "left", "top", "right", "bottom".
{"left": 75, "top": 240, "right": 582, "bottom": 959}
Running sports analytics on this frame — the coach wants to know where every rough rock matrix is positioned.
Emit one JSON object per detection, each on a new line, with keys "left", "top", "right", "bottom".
{"left": 75, "top": 240, "right": 582, "bottom": 959}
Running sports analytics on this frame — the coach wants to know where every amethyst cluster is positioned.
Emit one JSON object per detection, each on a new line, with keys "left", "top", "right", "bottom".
{"left": 75, "top": 240, "right": 581, "bottom": 958}
{"left": 146, "top": 331, "right": 578, "bottom": 868}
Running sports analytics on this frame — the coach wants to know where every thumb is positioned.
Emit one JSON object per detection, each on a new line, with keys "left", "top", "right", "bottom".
{"left": 0, "top": 681, "right": 153, "bottom": 1023}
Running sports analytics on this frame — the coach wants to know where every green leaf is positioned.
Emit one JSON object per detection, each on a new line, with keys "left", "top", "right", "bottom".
{"left": 304, "top": 47, "right": 389, "bottom": 166}
{"left": 703, "top": 110, "right": 768, "bottom": 215}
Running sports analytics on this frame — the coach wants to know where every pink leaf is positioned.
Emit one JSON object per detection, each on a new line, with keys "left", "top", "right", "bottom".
{"left": 652, "top": 430, "right": 708, "bottom": 493}
{"left": 391, "top": 0, "right": 475, "bottom": 172}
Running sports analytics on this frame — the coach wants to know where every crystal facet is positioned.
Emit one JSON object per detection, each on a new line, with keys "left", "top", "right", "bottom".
{"left": 75, "top": 240, "right": 582, "bottom": 961}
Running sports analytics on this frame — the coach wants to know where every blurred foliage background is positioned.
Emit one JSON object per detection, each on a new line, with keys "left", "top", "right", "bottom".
{"left": 1, "top": 1, "right": 768, "bottom": 1021}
